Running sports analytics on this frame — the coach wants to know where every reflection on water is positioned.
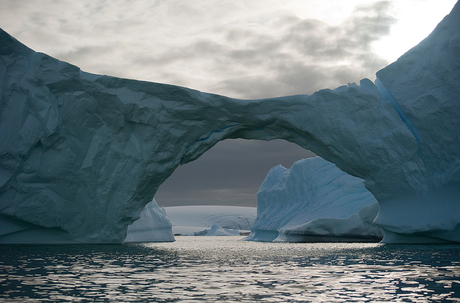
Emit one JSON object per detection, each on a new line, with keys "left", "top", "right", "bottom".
{"left": 1, "top": 237, "right": 459, "bottom": 302}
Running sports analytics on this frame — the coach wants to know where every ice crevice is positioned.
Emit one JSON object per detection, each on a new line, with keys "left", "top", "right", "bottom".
{"left": 1, "top": 1, "right": 460, "bottom": 244}
{"left": 375, "top": 78, "right": 428, "bottom": 168}
{"left": 375, "top": 78, "right": 421, "bottom": 147}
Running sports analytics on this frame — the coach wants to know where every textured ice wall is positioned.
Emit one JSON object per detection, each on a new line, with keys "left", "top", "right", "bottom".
{"left": 0, "top": 31, "right": 413, "bottom": 243}
{"left": 245, "top": 157, "right": 383, "bottom": 242}
{"left": 371, "top": 5, "right": 460, "bottom": 242}
{"left": 0, "top": 1, "right": 459, "bottom": 243}
{"left": 125, "top": 199, "right": 174, "bottom": 243}
{"left": 367, "top": 9, "right": 460, "bottom": 242}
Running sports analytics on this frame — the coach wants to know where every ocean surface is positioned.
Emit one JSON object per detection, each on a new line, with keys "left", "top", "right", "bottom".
{"left": 1, "top": 237, "right": 459, "bottom": 302}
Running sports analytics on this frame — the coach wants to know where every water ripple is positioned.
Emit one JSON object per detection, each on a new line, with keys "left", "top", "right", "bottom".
{"left": 1, "top": 237, "right": 459, "bottom": 302}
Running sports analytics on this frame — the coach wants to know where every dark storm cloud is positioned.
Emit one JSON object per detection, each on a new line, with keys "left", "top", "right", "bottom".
{"left": 223, "top": 0, "right": 395, "bottom": 98}
{"left": 283, "top": 1, "right": 395, "bottom": 61}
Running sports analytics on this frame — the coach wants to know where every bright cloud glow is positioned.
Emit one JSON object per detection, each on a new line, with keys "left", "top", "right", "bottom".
{"left": 373, "top": 0, "right": 457, "bottom": 61}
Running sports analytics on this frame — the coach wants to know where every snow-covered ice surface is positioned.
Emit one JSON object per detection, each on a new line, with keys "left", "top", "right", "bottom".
{"left": 245, "top": 157, "right": 384, "bottom": 242}
{"left": 125, "top": 199, "right": 174, "bottom": 242}
{"left": 0, "top": 2, "right": 459, "bottom": 243}
{"left": 164, "top": 206, "right": 256, "bottom": 236}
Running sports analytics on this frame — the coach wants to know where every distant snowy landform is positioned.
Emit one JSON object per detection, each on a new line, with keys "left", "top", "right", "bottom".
{"left": 0, "top": 2, "right": 459, "bottom": 243}
{"left": 164, "top": 206, "right": 256, "bottom": 236}
{"left": 245, "top": 157, "right": 384, "bottom": 242}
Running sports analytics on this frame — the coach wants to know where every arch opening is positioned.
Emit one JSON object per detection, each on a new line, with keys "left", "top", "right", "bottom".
{"left": 155, "top": 139, "right": 316, "bottom": 207}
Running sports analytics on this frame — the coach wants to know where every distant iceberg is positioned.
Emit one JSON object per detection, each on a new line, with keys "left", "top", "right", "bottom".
{"left": 245, "top": 157, "right": 383, "bottom": 242}
{"left": 0, "top": 2, "right": 459, "bottom": 243}
{"left": 125, "top": 199, "right": 174, "bottom": 243}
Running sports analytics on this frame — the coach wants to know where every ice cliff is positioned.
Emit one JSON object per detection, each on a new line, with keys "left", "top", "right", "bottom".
{"left": 245, "top": 157, "right": 383, "bottom": 242}
{"left": 0, "top": 2, "right": 459, "bottom": 243}
{"left": 124, "top": 199, "right": 174, "bottom": 243}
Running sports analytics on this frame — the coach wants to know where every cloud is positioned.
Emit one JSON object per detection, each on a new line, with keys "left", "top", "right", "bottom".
{"left": 121, "top": 1, "right": 396, "bottom": 98}
{"left": 1, "top": 0, "right": 395, "bottom": 98}
{"left": 219, "top": 1, "right": 395, "bottom": 98}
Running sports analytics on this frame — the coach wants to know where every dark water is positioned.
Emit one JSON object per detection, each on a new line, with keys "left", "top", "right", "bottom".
{"left": 1, "top": 237, "right": 459, "bottom": 302}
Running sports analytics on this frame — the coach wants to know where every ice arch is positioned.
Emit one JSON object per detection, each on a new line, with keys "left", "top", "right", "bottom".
{"left": 1, "top": 2, "right": 459, "bottom": 243}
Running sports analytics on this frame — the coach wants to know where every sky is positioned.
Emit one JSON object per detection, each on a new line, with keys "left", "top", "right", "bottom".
{"left": 0, "top": 0, "right": 457, "bottom": 207}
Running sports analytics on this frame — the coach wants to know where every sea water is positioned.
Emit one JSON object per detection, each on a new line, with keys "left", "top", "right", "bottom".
{"left": 1, "top": 237, "right": 459, "bottom": 302}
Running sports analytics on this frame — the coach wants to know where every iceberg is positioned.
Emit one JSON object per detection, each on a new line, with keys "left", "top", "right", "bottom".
{"left": 0, "top": 2, "right": 459, "bottom": 243}
{"left": 245, "top": 157, "right": 383, "bottom": 242}
{"left": 124, "top": 199, "right": 174, "bottom": 243}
